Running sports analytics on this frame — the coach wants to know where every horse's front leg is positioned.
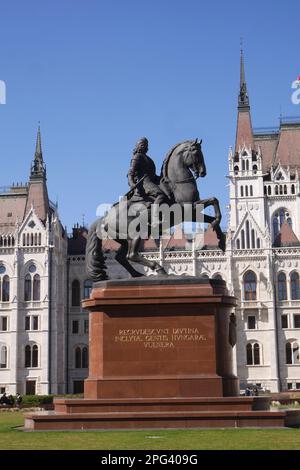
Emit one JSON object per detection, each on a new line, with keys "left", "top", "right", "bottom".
{"left": 194, "top": 197, "right": 222, "bottom": 229}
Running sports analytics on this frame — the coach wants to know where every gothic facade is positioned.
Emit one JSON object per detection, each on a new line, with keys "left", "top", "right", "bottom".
{"left": 1, "top": 52, "right": 300, "bottom": 395}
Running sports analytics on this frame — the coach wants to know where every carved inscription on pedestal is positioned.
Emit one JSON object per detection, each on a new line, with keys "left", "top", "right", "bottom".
{"left": 114, "top": 327, "right": 207, "bottom": 349}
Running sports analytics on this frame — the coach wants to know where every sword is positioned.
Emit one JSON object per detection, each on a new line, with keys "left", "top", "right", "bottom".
{"left": 123, "top": 174, "right": 146, "bottom": 198}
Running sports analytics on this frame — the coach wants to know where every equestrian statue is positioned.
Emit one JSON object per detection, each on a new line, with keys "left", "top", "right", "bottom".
{"left": 86, "top": 137, "right": 225, "bottom": 281}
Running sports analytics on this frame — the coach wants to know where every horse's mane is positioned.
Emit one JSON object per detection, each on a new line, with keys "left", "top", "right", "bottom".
{"left": 160, "top": 140, "right": 193, "bottom": 179}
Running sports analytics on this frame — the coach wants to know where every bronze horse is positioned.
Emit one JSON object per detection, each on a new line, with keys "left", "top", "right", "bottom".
{"left": 86, "top": 140, "right": 225, "bottom": 281}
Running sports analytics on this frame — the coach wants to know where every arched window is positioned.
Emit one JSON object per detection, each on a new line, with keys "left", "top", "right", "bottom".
{"left": 278, "top": 273, "right": 287, "bottom": 301}
{"left": 286, "top": 341, "right": 300, "bottom": 364}
{"left": 243, "top": 271, "right": 257, "bottom": 301}
{"left": 245, "top": 186, "right": 248, "bottom": 197}
{"left": 25, "top": 345, "right": 31, "bottom": 368}
{"left": 0, "top": 345, "right": 7, "bottom": 368}
{"left": 33, "top": 274, "right": 40, "bottom": 301}
{"left": 38, "top": 233, "right": 42, "bottom": 245}
{"left": 253, "top": 343, "right": 260, "bottom": 365}
{"left": 291, "top": 272, "right": 300, "bottom": 300}
{"left": 75, "top": 347, "right": 82, "bottom": 368}
{"left": 82, "top": 347, "right": 89, "bottom": 368}
{"left": 24, "top": 344, "right": 38, "bottom": 368}
{"left": 279, "top": 185, "right": 283, "bottom": 195}
{"left": 25, "top": 274, "right": 31, "bottom": 301}
{"left": 236, "top": 239, "right": 240, "bottom": 250}
{"left": 253, "top": 164, "right": 258, "bottom": 174}
{"left": 256, "top": 238, "right": 260, "bottom": 248}
{"left": 291, "top": 184, "right": 295, "bottom": 195}
{"left": 32, "top": 345, "right": 38, "bottom": 367}
{"left": 246, "top": 160, "right": 249, "bottom": 171}
{"left": 241, "top": 186, "right": 244, "bottom": 197}
{"left": 250, "top": 185, "right": 253, "bottom": 196}
{"left": 275, "top": 185, "right": 279, "bottom": 195}
{"left": 234, "top": 165, "right": 239, "bottom": 175}
{"left": 246, "top": 343, "right": 252, "bottom": 365}
{"left": 284, "top": 185, "right": 287, "bottom": 195}
{"left": 268, "top": 186, "right": 271, "bottom": 196}
{"left": 2, "top": 275, "right": 9, "bottom": 302}
{"left": 246, "top": 342, "right": 261, "bottom": 365}
{"left": 242, "top": 160, "right": 245, "bottom": 171}
{"left": 72, "top": 280, "right": 81, "bottom": 306}
{"left": 83, "top": 280, "right": 93, "bottom": 299}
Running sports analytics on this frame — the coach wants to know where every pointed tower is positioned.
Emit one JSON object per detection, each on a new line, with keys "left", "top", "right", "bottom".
{"left": 228, "top": 48, "right": 265, "bottom": 240}
{"left": 235, "top": 47, "right": 253, "bottom": 152}
{"left": 25, "top": 126, "right": 50, "bottom": 222}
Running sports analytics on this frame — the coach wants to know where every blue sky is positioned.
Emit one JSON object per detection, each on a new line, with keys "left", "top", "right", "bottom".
{"left": 0, "top": 0, "right": 299, "bottom": 231}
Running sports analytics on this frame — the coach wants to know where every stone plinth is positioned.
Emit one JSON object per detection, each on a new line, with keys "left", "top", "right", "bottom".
{"left": 25, "top": 277, "right": 299, "bottom": 430}
{"left": 83, "top": 277, "right": 238, "bottom": 399}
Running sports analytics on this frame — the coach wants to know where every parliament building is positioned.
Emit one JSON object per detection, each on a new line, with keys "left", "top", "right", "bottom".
{"left": 1, "top": 52, "right": 300, "bottom": 395}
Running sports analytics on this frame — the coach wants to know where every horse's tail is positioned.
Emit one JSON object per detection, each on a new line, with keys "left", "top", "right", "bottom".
{"left": 85, "top": 220, "right": 108, "bottom": 282}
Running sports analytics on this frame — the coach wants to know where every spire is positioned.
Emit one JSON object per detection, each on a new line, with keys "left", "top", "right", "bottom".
{"left": 238, "top": 45, "right": 250, "bottom": 108}
{"left": 35, "top": 125, "right": 42, "bottom": 159}
{"left": 235, "top": 46, "right": 253, "bottom": 152}
{"left": 30, "top": 125, "right": 46, "bottom": 180}
{"left": 26, "top": 126, "right": 49, "bottom": 222}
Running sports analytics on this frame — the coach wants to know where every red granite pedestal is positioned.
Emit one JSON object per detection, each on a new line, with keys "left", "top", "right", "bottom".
{"left": 24, "top": 277, "right": 298, "bottom": 430}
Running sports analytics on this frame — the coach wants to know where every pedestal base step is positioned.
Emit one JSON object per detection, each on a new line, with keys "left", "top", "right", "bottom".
{"left": 53, "top": 396, "right": 270, "bottom": 414}
{"left": 24, "top": 409, "right": 300, "bottom": 431}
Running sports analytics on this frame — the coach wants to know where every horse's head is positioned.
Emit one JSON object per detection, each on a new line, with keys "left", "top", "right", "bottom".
{"left": 183, "top": 139, "right": 206, "bottom": 179}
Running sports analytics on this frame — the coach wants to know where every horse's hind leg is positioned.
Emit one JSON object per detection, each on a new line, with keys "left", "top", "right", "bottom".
{"left": 115, "top": 239, "right": 144, "bottom": 277}
{"left": 127, "top": 237, "right": 167, "bottom": 275}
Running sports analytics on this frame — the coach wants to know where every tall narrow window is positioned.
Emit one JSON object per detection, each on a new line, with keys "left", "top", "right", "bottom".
{"left": 246, "top": 343, "right": 253, "bottom": 365}
{"left": 250, "top": 185, "right": 253, "bottom": 196}
{"left": 278, "top": 273, "right": 287, "bottom": 301}
{"left": 0, "top": 345, "right": 7, "bottom": 368}
{"left": 25, "top": 274, "right": 31, "bottom": 301}
{"left": 251, "top": 229, "right": 255, "bottom": 249}
{"left": 25, "top": 345, "right": 31, "bottom": 367}
{"left": 33, "top": 274, "right": 40, "bottom": 301}
{"left": 291, "top": 272, "right": 300, "bottom": 300}
{"left": 241, "top": 230, "right": 245, "bottom": 249}
{"left": 82, "top": 347, "right": 89, "bottom": 368}
{"left": 253, "top": 343, "right": 260, "bottom": 365}
{"left": 241, "top": 186, "right": 244, "bottom": 197}
{"left": 72, "top": 280, "right": 80, "bottom": 307}
{"left": 246, "top": 221, "right": 250, "bottom": 248}
{"left": 244, "top": 271, "right": 257, "bottom": 301}
{"left": 245, "top": 186, "right": 248, "bottom": 197}
{"left": 2, "top": 275, "right": 9, "bottom": 302}
{"left": 75, "top": 347, "right": 81, "bottom": 368}
{"left": 32, "top": 345, "right": 38, "bottom": 367}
